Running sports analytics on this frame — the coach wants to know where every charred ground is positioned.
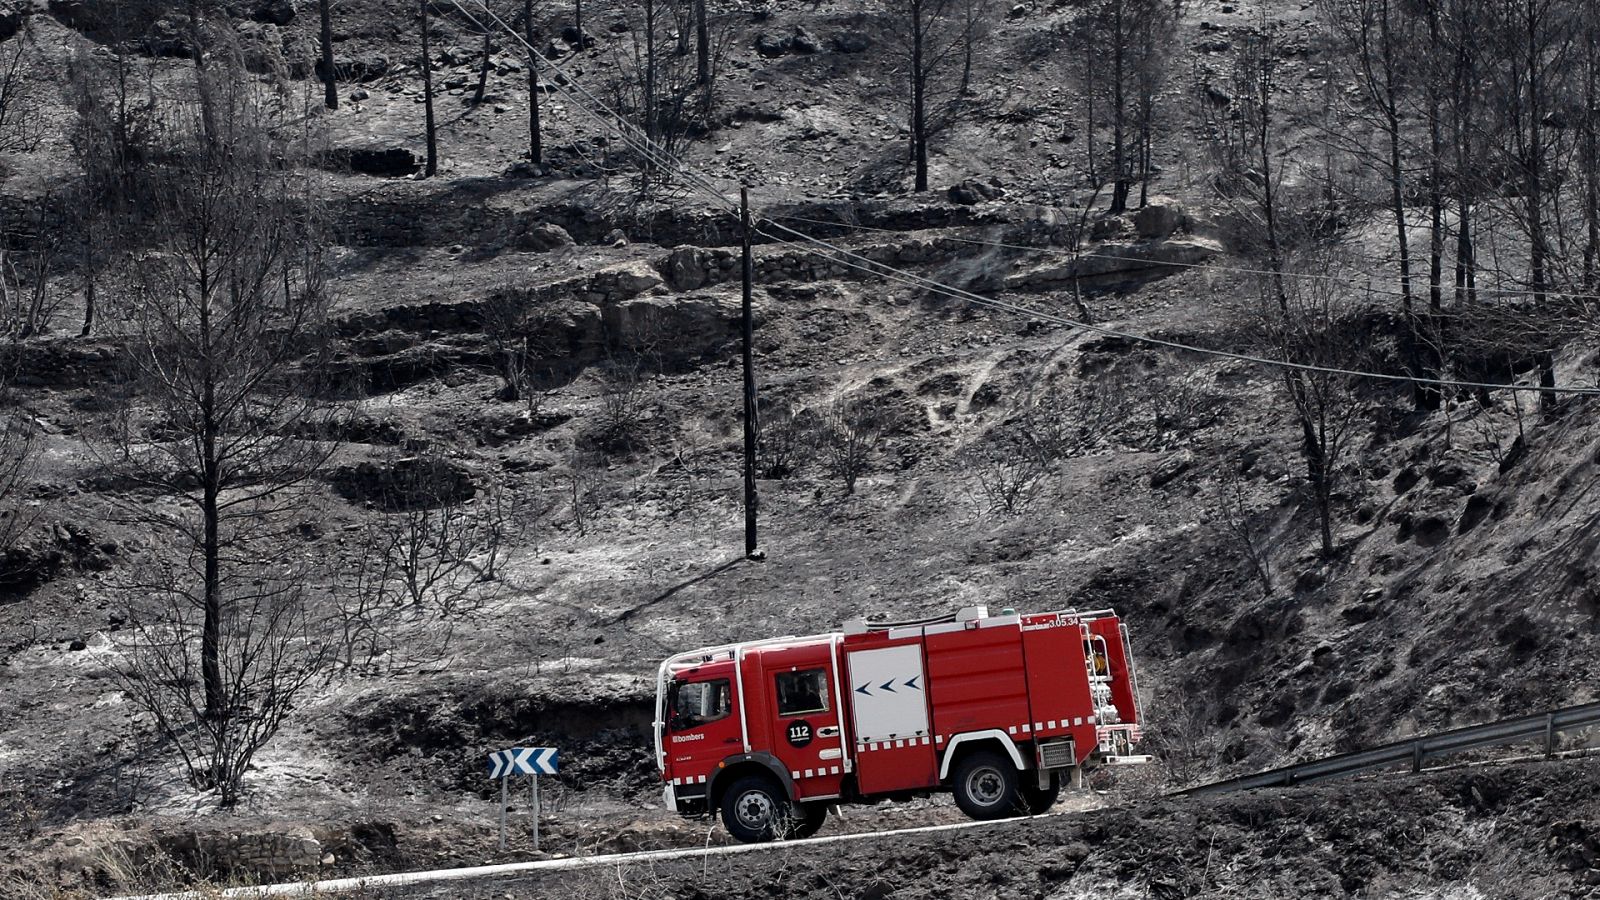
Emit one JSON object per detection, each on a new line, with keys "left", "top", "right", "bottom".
{"left": 0, "top": 0, "right": 1597, "bottom": 896}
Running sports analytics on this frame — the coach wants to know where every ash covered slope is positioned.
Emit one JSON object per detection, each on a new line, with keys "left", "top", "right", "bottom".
{"left": 0, "top": 0, "right": 1596, "bottom": 892}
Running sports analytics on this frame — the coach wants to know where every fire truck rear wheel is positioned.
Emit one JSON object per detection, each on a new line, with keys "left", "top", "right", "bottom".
{"left": 720, "top": 776, "right": 794, "bottom": 843}
{"left": 951, "top": 750, "right": 1022, "bottom": 820}
{"left": 790, "top": 802, "right": 829, "bottom": 839}
{"left": 1019, "top": 773, "right": 1061, "bottom": 814}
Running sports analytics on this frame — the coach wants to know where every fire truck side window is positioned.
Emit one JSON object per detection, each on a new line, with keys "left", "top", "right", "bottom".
{"left": 774, "top": 669, "right": 829, "bottom": 716}
{"left": 672, "top": 679, "right": 731, "bottom": 729}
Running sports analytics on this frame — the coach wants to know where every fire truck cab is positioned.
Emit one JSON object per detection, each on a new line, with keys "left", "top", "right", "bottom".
{"left": 654, "top": 606, "right": 1146, "bottom": 842}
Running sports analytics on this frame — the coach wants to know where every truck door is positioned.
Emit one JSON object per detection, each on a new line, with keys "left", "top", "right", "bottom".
{"left": 761, "top": 646, "right": 847, "bottom": 800}
{"left": 846, "top": 641, "right": 938, "bottom": 795}
{"left": 663, "top": 674, "right": 742, "bottom": 793}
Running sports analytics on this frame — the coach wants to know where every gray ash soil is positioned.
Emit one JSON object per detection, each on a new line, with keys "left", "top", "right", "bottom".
{"left": 1, "top": 0, "right": 1599, "bottom": 896}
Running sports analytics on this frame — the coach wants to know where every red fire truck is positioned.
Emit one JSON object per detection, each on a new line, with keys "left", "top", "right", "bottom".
{"left": 654, "top": 605, "right": 1147, "bottom": 842}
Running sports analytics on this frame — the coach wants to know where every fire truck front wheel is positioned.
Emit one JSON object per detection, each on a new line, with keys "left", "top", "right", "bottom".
{"left": 951, "top": 750, "right": 1022, "bottom": 820}
{"left": 720, "top": 776, "right": 795, "bottom": 843}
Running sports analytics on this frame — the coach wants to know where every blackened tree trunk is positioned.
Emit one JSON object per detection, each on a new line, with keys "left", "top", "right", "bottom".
{"left": 912, "top": 0, "right": 929, "bottom": 192}
{"left": 644, "top": 0, "right": 658, "bottom": 141}
{"left": 1583, "top": 9, "right": 1599, "bottom": 287}
{"left": 422, "top": 0, "right": 438, "bottom": 176}
{"left": 695, "top": 0, "right": 710, "bottom": 85}
{"left": 526, "top": 0, "right": 542, "bottom": 164}
{"left": 1109, "top": 0, "right": 1129, "bottom": 213}
{"left": 472, "top": 26, "right": 493, "bottom": 106}
{"left": 320, "top": 0, "right": 338, "bottom": 110}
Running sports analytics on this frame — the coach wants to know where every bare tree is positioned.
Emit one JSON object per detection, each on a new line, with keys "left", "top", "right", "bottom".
{"left": 567, "top": 449, "right": 605, "bottom": 534}
{"left": 885, "top": 0, "right": 966, "bottom": 192}
{"left": 0, "top": 207, "right": 61, "bottom": 339}
{"left": 1214, "top": 467, "right": 1276, "bottom": 598}
{"left": 819, "top": 397, "right": 880, "bottom": 495}
{"left": 1497, "top": 0, "right": 1578, "bottom": 415}
{"left": 0, "top": 343, "right": 36, "bottom": 577}
{"left": 67, "top": 17, "right": 158, "bottom": 337}
{"left": 1071, "top": 0, "right": 1179, "bottom": 210}
{"left": 963, "top": 428, "right": 1048, "bottom": 516}
{"left": 364, "top": 462, "right": 513, "bottom": 616}
{"left": 470, "top": 10, "right": 496, "bottom": 108}
{"left": 755, "top": 404, "right": 811, "bottom": 480}
{"left": 334, "top": 461, "right": 519, "bottom": 672}
{"left": 99, "top": 53, "right": 336, "bottom": 745}
{"left": 117, "top": 558, "right": 329, "bottom": 806}
{"left": 604, "top": 0, "right": 731, "bottom": 190}
{"left": 1259, "top": 256, "right": 1365, "bottom": 560}
{"left": 0, "top": 21, "right": 43, "bottom": 157}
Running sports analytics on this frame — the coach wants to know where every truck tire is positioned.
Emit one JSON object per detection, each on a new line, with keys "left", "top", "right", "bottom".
{"left": 951, "top": 750, "right": 1022, "bottom": 820}
{"left": 791, "top": 802, "right": 829, "bottom": 839}
{"left": 720, "top": 775, "right": 794, "bottom": 843}
{"left": 1019, "top": 773, "right": 1061, "bottom": 814}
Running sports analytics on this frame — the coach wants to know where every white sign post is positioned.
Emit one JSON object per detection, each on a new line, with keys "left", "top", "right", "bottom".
{"left": 488, "top": 747, "right": 559, "bottom": 851}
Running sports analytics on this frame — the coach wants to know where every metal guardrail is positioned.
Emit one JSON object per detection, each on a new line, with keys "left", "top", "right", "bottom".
{"left": 1180, "top": 700, "right": 1600, "bottom": 796}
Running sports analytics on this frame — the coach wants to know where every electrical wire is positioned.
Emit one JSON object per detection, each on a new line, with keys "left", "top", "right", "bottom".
{"left": 444, "top": 0, "right": 1600, "bottom": 397}
{"left": 767, "top": 211, "right": 1600, "bottom": 305}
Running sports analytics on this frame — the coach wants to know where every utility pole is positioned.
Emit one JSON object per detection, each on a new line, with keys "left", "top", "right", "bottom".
{"left": 740, "top": 188, "right": 760, "bottom": 559}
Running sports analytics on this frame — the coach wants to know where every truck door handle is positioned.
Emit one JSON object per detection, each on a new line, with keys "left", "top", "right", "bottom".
{"left": 817, "top": 726, "right": 840, "bottom": 738}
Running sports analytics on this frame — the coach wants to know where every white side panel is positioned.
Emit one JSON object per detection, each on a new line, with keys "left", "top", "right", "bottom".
{"left": 847, "top": 645, "right": 930, "bottom": 743}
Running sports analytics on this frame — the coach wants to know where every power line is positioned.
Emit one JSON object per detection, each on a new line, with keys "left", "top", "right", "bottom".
{"left": 444, "top": 0, "right": 1600, "bottom": 398}
{"left": 768, "top": 212, "right": 1600, "bottom": 305}
{"left": 752, "top": 222, "right": 1600, "bottom": 396}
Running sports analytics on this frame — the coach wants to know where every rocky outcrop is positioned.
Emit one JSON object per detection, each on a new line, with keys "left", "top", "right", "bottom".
{"left": 1132, "top": 198, "right": 1189, "bottom": 239}
{"left": 1002, "top": 236, "right": 1222, "bottom": 291}
{"left": 603, "top": 294, "right": 744, "bottom": 360}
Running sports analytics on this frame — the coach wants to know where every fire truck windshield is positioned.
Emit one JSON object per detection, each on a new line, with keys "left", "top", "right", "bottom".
{"left": 670, "top": 678, "right": 731, "bottom": 730}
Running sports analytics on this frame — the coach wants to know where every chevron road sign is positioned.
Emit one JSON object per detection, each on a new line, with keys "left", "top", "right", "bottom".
{"left": 488, "top": 747, "right": 559, "bottom": 778}
{"left": 487, "top": 747, "right": 559, "bottom": 851}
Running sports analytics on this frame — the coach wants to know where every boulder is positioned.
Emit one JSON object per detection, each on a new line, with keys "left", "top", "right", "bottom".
{"left": 517, "top": 221, "right": 575, "bottom": 252}
{"left": 791, "top": 26, "right": 821, "bottom": 54}
{"left": 831, "top": 31, "right": 871, "bottom": 53}
{"left": 252, "top": 0, "right": 296, "bottom": 26}
{"left": 755, "top": 33, "right": 791, "bottom": 57}
{"left": 663, "top": 246, "right": 709, "bottom": 291}
{"left": 947, "top": 178, "right": 1004, "bottom": 205}
{"left": 615, "top": 264, "right": 663, "bottom": 297}
{"left": 1132, "top": 199, "right": 1188, "bottom": 239}
{"left": 560, "top": 25, "right": 592, "bottom": 48}
{"left": 1149, "top": 450, "right": 1194, "bottom": 488}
